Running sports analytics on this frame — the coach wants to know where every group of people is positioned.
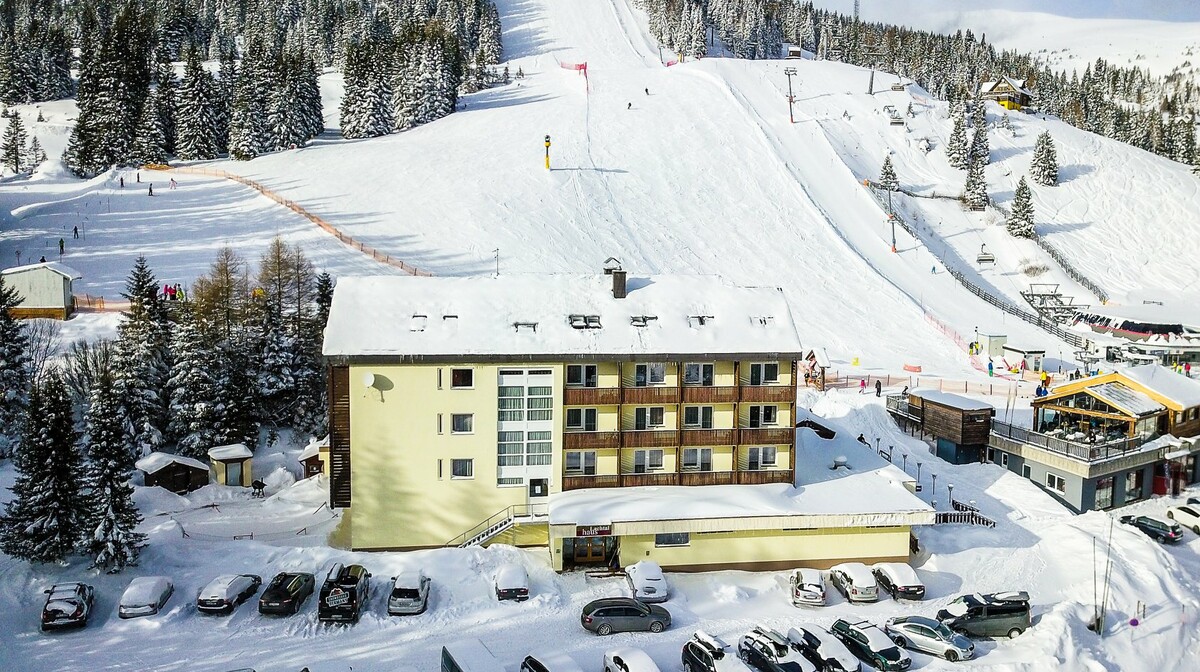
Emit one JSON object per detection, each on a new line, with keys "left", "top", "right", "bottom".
{"left": 162, "top": 283, "right": 185, "bottom": 301}
{"left": 1171, "top": 361, "right": 1193, "bottom": 377}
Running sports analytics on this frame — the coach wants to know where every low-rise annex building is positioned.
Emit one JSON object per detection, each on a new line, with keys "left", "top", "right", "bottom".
{"left": 322, "top": 269, "right": 934, "bottom": 570}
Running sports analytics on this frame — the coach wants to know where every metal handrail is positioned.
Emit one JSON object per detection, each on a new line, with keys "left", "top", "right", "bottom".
{"left": 991, "top": 420, "right": 1143, "bottom": 461}
{"left": 445, "top": 503, "right": 549, "bottom": 548}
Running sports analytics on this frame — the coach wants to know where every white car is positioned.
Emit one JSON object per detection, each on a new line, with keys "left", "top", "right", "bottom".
{"left": 871, "top": 563, "right": 925, "bottom": 600}
{"left": 494, "top": 563, "right": 530, "bottom": 601}
{"left": 521, "top": 651, "right": 586, "bottom": 672}
{"left": 788, "top": 568, "right": 826, "bottom": 607}
{"left": 884, "top": 615, "right": 974, "bottom": 662}
{"left": 739, "top": 626, "right": 816, "bottom": 672}
{"left": 197, "top": 574, "right": 262, "bottom": 614}
{"left": 789, "top": 624, "right": 861, "bottom": 672}
{"left": 604, "top": 647, "right": 661, "bottom": 672}
{"left": 119, "top": 576, "right": 174, "bottom": 618}
{"left": 626, "top": 560, "right": 669, "bottom": 603}
{"left": 1166, "top": 504, "right": 1200, "bottom": 534}
{"left": 387, "top": 570, "right": 431, "bottom": 615}
{"left": 829, "top": 562, "right": 878, "bottom": 603}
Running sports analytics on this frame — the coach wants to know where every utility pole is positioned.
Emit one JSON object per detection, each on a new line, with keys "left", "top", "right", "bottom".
{"left": 784, "top": 67, "right": 797, "bottom": 123}
{"left": 544, "top": 135, "right": 551, "bottom": 170}
{"left": 493, "top": 249, "right": 500, "bottom": 276}
{"left": 658, "top": 45, "right": 664, "bottom": 65}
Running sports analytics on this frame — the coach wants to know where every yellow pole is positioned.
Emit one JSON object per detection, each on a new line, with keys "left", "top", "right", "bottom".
{"left": 545, "top": 135, "right": 551, "bottom": 170}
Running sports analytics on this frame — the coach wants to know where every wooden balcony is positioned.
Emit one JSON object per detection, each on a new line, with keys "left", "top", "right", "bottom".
{"left": 623, "top": 386, "right": 681, "bottom": 404}
{"left": 680, "top": 428, "right": 736, "bottom": 446}
{"left": 682, "top": 386, "right": 738, "bottom": 403}
{"left": 739, "top": 427, "right": 795, "bottom": 445}
{"left": 564, "top": 387, "right": 621, "bottom": 406}
{"left": 562, "top": 474, "right": 621, "bottom": 491}
{"left": 622, "top": 430, "right": 679, "bottom": 448}
{"left": 737, "top": 470, "right": 793, "bottom": 485}
{"left": 679, "top": 470, "right": 736, "bottom": 486}
{"left": 563, "top": 431, "right": 621, "bottom": 450}
{"left": 739, "top": 385, "right": 796, "bottom": 403}
{"left": 621, "top": 472, "right": 680, "bottom": 487}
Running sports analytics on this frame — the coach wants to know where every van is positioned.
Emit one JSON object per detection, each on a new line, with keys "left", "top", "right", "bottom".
{"left": 317, "top": 563, "right": 371, "bottom": 623}
{"left": 441, "top": 640, "right": 505, "bottom": 672}
{"left": 937, "top": 591, "right": 1031, "bottom": 638}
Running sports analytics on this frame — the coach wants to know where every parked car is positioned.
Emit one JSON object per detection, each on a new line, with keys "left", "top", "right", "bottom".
{"left": 520, "top": 651, "right": 586, "bottom": 672}
{"left": 581, "top": 597, "right": 671, "bottom": 635}
{"left": 317, "top": 563, "right": 371, "bottom": 623}
{"left": 884, "top": 615, "right": 974, "bottom": 662}
{"left": 626, "top": 560, "right": 669, "bottom": 603}
{"left": 937, "top": 591, "right": 1031, "bottom": 638}
{"left": 197, "top": 574, "right": 262, "bottom": 614}
{"left": 442, "top": 640, "right": 505, "bottom": 672}
{"left": 830, "top": 619, "right": 911, "bottom": 672}
{"left": 787, "top": 568, "right": 826, "bottom": 607}
{"left": 258, "top": 571, "right": 316, "bottom": 616}
{"left": 1119, "top": 514, "right": 1183, "bottom": 543}
{"left": 829, "top": 563, "right": 879, "bottom": 603}
{"left": 40, "top": 582, "right": 95, "bottom": 631}
{"left": 604, "top": 647, "right": 661, "bottom": 672}
{"left": 788, "top": 624, "right": 860, "bottom": 672}
{"left": 871, "top": 563, "right": 925, "bottom": 601}
{"left": 1165, "top": 505, "right": 1200, "bottom": 534}
{"left": 737, "top": 626, "right": 816, "bottom": 672}
{"left": 681, "top": 630, "right": 752, "bottom": 672}
{"left": 119, "top": 576, "right": 174, "bottom": 619}
{"left": 388, "top": 571, "right": 431, "bottom": 615}
{"left": 494, "top": 563, "right": 530, "bottom": 602}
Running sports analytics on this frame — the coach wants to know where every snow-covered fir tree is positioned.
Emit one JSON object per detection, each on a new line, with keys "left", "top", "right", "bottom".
{"left": 970, "top": 101, "right": 989, "bottom": 164}
{"left": 175, "top": 47, "right": 221, "bottom": 161}
{"left": 2, "top": 108, "right": 27, "bottom": 172}
{"left": 1006, "top": 176, "right": 1036, "bottom": 239}
{"left": 0, "top": 372, "right": 86, "bottom": 564}
{"left": 1030, "top": 130, "right": 1058, "bottom": 186}
{"left": 878, "top": 155, "right": 898, "bottom": 192}
{"left": 81, "top": 370, "right": 145, "bottom": 572}
{"left": 112, "top": 257, "right": 172, "bottom": 455}
{"left": 962, "top": 153, "right": 988, "bottom": 210}
{"left": 23, "top": 135, "right": 46, "bottom": 170}
{"left": 167, "top": 306, "right": 220, "bottom": 458}
{"left": 946, "top": 103, "right": 969, "bottom": 170}
{"left": 0, "top": 274, "right": 30, "bottom": 456}
{"left": 129, "top": 90, "right": 168, "bottom": 166}
{"left": 153, "top": 53, "right": 178, "bottom": 155}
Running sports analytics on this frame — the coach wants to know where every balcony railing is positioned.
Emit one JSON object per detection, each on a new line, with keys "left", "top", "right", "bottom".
{"left": 562, "top": 474, "right": 621, "bottom": 491}
{"left": 990, "top": 420, "right": 1145, "bottom": 462}
{"left": 739, "top": 427, "right": 795, "bottom": 445}
{"left": 679, "top": 470, "right": 736, "bottom": 486}
{"left": 680, "top": 428, "right": 736, "bottom": 446}
{"left": 564, "top": 387, "right": 621, "bottom": 406}
{"left": 739, "top": 385, "right": 796, "bottom": 403}
{"left": 621, "top": 472, "right": 680, "bottom": 487}
{"left": 622, "top": 430, "right": 679, "bottom": 448}
{"left": 623, "top": 386, "right": 681, "bottom": 404}
{"left": 736, "top": 470, "right": 793, "bottom": 485}
{"left": 682, "top": 386, "right": 739, "bottom": 403}
{"left": 563, "top": 431, "right": 621, "bottom": 450}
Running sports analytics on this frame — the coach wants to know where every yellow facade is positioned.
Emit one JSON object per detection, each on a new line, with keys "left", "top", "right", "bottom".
{"left": 211, "top": 459, "right": 253, "bottom": 487}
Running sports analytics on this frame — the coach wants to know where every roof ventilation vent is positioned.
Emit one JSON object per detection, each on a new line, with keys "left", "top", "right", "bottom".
{"left": 409, "top": 314, "right": 428, "bottom": 332}
{"left": 514, "top": 321, "right": 538, "bottom": 333}
{"left": 830, "top": 456, "right": 850, "bottom": 471}
{"left": 631, "top": 315, "right": 658, "bottom": 328}
{"left": 688, "top": 315, "right": 714, "bottom": 327}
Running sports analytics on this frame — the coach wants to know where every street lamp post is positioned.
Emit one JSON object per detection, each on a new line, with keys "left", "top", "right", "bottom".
{"left": 948, "top": 483, "right": 955, "bottom": 506}
{"left": 916, "top": 461, "right": 922, "bottom": 483}
{"left": 784, "top": 67, "right": 798, "bottom": 123}
{"left": 931, "top": 473, "right": 938, "bottom": 501}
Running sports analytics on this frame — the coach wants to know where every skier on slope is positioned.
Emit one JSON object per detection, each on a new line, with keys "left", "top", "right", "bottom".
{"left": 645, "top": 88, "right": 649, "bottom": 95}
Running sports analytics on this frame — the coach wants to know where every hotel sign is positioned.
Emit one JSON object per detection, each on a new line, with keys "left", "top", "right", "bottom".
{"left": 576, "top": 525, "right": 612, "bottom": 537}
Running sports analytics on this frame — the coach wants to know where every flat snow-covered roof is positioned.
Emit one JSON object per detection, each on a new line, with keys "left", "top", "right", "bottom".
{"left": 323, "top": 274, "right": 804, "bottom": 360}
{"left": 1122, "top": 364, "right": 1200, "bottom": 408}
{"left": 208, "top": 443, "right": 253, "bottom": 461}
{"left": 135, "top": 451, "right": 209, "bottom": 474}
{"left": 1088, "top": 382, "right": 1164, "bottom": 417}
{"left": 1, "top": 261, "right": 82, "bottom": 280}
{"left": 911, "top": 389, "right": 993, "bottom": 411}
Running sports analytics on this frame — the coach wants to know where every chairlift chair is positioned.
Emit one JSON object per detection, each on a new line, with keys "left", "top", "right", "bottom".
{"left": 977, "top": 244, "right": 995, "bottom": 265}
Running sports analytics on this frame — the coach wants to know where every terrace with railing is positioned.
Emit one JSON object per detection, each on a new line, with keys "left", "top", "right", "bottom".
{"left": 990, "top": 420, "right": 1146, "bottom": 462}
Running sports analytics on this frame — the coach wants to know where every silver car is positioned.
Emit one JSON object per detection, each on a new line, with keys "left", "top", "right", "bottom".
{"left": 885, "top": 616, "right": 974, "bottom": 662}
{"left": 119, "top": 576, "right": 174, "bottom": 619}
{"left": 387, "top": 571, "right": 431, "bottom": 615}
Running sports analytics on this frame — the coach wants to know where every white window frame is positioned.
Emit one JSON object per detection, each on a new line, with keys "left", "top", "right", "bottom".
{"left": 566, "top": 364, "right": 599, "bottom": 388}
{"left": 635, "top": 362, "right": 666, "bottom": 386}
{"left": 451, "top": 458, "right": 474, "bottom": 479}
{"left": 748, "top": 405, "right": 777, "bottom": 428}
{"left": 747, "top": 446, "right": 776, "bottom": 470}
{"left": 565, "top": 451, "right": 597, "bottom": 475}
{"left": 1046, "top": 472, "right": 1066, "bottom": 493}
{"left": 634, "top": 449, "right": 664, "bottom": 472}
{"left": 566, "top": 408, "right": 598, "bottom": 431}
{"left": 683, "top": 406, "right": 714, "bottom": 429}
{"left": 1000, "top": 452, "right": 1009, "bottom": 468}
{"left": 682, "top": 447, "right": 712, "bottom": 471}
{"left": 451, "top": 413, "right": 473, "bottom": 434}
{"left": 635, "top": 407, "right": 666, "bottom": 429}
{"left": 654, "top": 532, "right": 690, "bottom": 547}
{"left": 749, "top": 362, "right": 780, "bottom": 386}
{"left": 450, "top": 368, "right": 474, "bottom": 389}
{"left": 684, "top": 363, "right": 715, "bottom": 386}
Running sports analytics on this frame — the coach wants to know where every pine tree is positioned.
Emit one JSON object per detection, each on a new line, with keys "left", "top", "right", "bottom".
{"left": 962, "top": 153, "right": 988, "bottom": 209}
{"left": 175, "top": 47, "right": 220, "bottom": 160}
{"left": 112, "top": 257, "right": 172, "bottom": 455}
{"left": 129, "top": 92, "right": 168, "bottom": 166}
{"left": 1006, "top": 176, "right": 1036, "bottom": 238}
{"left": 970, "top": 101, "right": 989, "bottom": 164}
{"left": 1030, "top": 130, "right": 1058, "bottom": 186}
{"left": 23, "top": 135, "right": 46, "bottom": 169}
{"left": 153, "top": 54, "right": 178, "bottom": 154}
{"left": 167, "top": 307, "right": 220, "bottom": 458}
{"left": 2, "top": 109, "right": 27, "bottom": 173}
{"left": 81, "top": 371, "right": 145, "bottom": 572}
{"left": 340, "top": 38, "right": 392, "bottom": 139}
{"left": 946, "top": 104, "right": 969, "bottom": 170}
{"left": 0, "top": 274, "right": 30, "bottom": 456}
{"left": 0, "top": 372, "right": 86, "bottom": 564}
{"left": 878, "top": 155, "right": 899, "bottom": 192}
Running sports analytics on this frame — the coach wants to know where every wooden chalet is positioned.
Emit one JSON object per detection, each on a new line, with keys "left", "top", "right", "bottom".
{"left": 136, "top": 452, "right": 210, "bottom": 494}
{"left": 888, "top": 389, "right": 994, "bottom": 464}
{"left": 1033, "top": 365, "right": 1200, "bottom": 442}
{"left": 979, "top": 77, "right": 1032, "bottom": 111}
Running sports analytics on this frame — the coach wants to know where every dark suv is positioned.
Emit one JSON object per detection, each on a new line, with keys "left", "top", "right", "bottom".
{"left": 830, "top": 619, "right": 910, "bottom": 672}
{"left": 937, "top": 591, "right": 1031, "bottom": 638}
{"left": 580, "top": 597, "right": 670, "bottom": 635}
{"left": 317, "top": 563, "right": 371, "bottom": 623}
{"left": 681, "top": 630, "right": 749, "bottom": 672}
{"left": 41, "top": 583, "right": 95, "bottom": 631}
{"left": 1119, "top": 515, "right": 1183, "bottom": 544}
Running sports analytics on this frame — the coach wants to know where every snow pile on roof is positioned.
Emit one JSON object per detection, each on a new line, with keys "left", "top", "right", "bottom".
{"left": 911, "top": 389, "right": 993, "bottom": 411}
{"left": 208, "top": 443, "right": 253, "bottom": 461}
{"left": 323, "top": 274, "right": 804, "bottom": 359}
{"left": 1123, "top": 364, "right": 1200, "bottom": 408}
{"left": 135, "top": 451, "right": 209, "bottom": 474}
{"left": 1088, "top": 382, "right": 1165, "bottom": 417}
{"left": 0, "top": 261, "right": 82, "bottom": 280}
{"left": 298, "top": 436, "right": 328, "bottom": 462}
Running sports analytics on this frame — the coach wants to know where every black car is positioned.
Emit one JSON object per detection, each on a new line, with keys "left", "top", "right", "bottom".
{"left": 1119, "top": 515, "right": 1183, "bottom": 544}
{"left": 41, "top": 583, "right": 95, "bottom": 631}
{"left": 259, "top": 572, "right": 316, "bottom": 615}
{"left": 317, "top": 563, "right": 371, "bottom": 623}
{"left": 681, "top": 631, "right": 745, "bottom": 672}
{"left": 937, "top": 591, "right": 1031, "bottom": 639}
{"left": 829, "top": 619, "right": 911, "bottom": 672}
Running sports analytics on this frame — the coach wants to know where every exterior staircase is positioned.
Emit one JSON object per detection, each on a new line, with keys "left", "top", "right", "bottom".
{"left": 447, "top": 504, "right": 549, "bottom": 548}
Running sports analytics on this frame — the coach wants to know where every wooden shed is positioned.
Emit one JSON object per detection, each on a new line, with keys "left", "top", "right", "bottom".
{"left": 135, "top": 452, "right": 210, "bottom": 494}
{"left": 890, "top": 389, "right": 995, "bottom": 464}
{"left": 1003, "top": 345, "right": 1045, "bottom": 373}
{"left": 0, "top": 262, "right": 82, "bottom": 319}
{"left": 804, "top": 347, "right": 831, "bottom": 390}
{"left": 208, "top": 443, "right": 253, "bottom": 487}
{"left": 299, "top": 435, "right": 330, "bottom": 479}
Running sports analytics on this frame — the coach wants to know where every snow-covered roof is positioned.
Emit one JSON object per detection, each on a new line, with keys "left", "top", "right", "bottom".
{"left": 323, "top": 274, "right": 804, "bottom": 361}
{"left": 208, "top": 443, "right": 253, "bottom": 461}
{"left": 135, "top": 451, "right": 209, "bottom": 474}
{"left": 1076, "top": 303, "right": 1200, "bottom": 330}
{"left": 298, "top": 436, "right": 328, "bottom": 462}
{"left": 980, "top": 77, "right": 1031, "bottom": 96}
{"left": 911, "top": 389, "right": 993, "bottom": 411}
{"left": 1122, "top": 364, "right": 1200, "bottom": 408}
{"left": 1087, "top": 382, "right": 1164, "bottom": 417}
{"left": 0, "top": 261, "right": 82, "bottom": 280}
{"left": 1002, "top": 344, "right": 1045, "bottom": 355}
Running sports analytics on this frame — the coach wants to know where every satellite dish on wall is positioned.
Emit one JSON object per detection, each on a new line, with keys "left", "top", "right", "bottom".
{"left": 362, "top": 372, "right": 376, "bottom": 389}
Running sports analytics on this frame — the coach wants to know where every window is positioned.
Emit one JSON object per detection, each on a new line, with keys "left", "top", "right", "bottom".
{"left": 1046, "top": 472, "right": 1066, "bottom": 493}
{"left": 498, "top": 431, "right": 524, "bottom": 466}
{"left": 683, "top": 406, "right": 714, "bottom": 428}
{"left": 527, "top": 431, "right": 552, "bottom": 466}
{"left": 655, "top": 532, "right": 689, "bottom": 547}
{"left": 568, "top": 314, "right": 602, "bottom": 329}
{"left": 566, "top": 408, "right": 598, "bottom": 431}
{"left": 1125, "top": 470, "right": 1144, "bottom": 501}
{"left": 1022, "top": 464, "right": 1032, "bottom": 479}
{"left": 497, "top": 477, "right": 523, "bottom": 487}
{"left": 748, "top": 405, "right": 777, "bottom": 428}
{"left": 684, "top": 363, "right": 715, "bottom": 386}
{"left": 1095, "top": 476, "right": 1114, "bottom": 509}
{"left": 747, "top": 446, "right": 776, "bottom": 470}
{"left": 566, "top": 364, "right": 599, "bottom": 388}
{"left": 634, "top": 449, "right": 664, "bottom": 472}
{"left": 437, "top": 413, "right": 443, "bottom": 434}
{"left": 527, "top": 386, "right": 553, "bottom": 421}
{"left": 635, "top": 407, "right": 665, "bottom": 429}
{"left": 451, "top": 459, "right": 473, "bottom": 479}
{"left": 451, "top": 414, "right": 473, "bottom": 434}
{"left": 682, "top": 448, "right": 712, "bottom": 471}
{"left": 635, "top": 363, "right": 666, "bottom": 386}
{"left": 748, "top": 362, "right": 779, "bottom": 386}
{"left": 498, "top": 386, "right": 524, "bottom": 421}
{"left": 1000, "top": 453, "right": 1009, "bottom": 468}
{"left": 566, "top": 451, "right": 597, "bottom": 475}
{"left": 987, "top": 448, "right": 995, "bottom": 462}
{"left": 451, "top": 368, "right": 473, "bottom": 388}
{"left": 437, "top": 459, "right": 443, "bottom": 479}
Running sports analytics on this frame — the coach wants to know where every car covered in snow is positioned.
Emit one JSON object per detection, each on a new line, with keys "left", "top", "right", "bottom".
{"left": 1166, "top": 504, "right": 1200, "bottom": 534}
{"left": 520, "top": 651, "right": 586, "bottom": 672}
{"left": 581, "top": 597, "right": 671, "bottom": 635}
{"left": 737, "top": 626, "right": 816, "bottom": 672}
{"left": 937, "top": 591, "right": 1031, "bottom": 638}
{"left": 258, "top": 571, "right": 316, "bottom": 615}
{"left": 197, "top": 574, "right": 262, "bottom": 614}
{"left": 119, "top": 576, "right": 174, "bottom": 619}
{"left": 829, "top": 563, "right": 878, "bottom": 603}
{"left": 871, "top": 563, "right": 925, "bottom": 601}
{"left": 604, "top": 647, "right": 661, "bottom": 672}
{"left": 681, "top": 630, "right": 751, "bottom": 672}
{"left": 40, "top": 582, "right": 95, "bottom": 631}
{"left": 884, "top": 615, "right": 974, "bottom": 661}
{"left": 494, "top": 563, "right": 530, "bottom": 602}
{"left": 787, "top": 568, "right": 826, "bottom": 607}
{"left": 625, "top": 560, "right": 669, "bottom": 603}
{"left": 788, "top": 624, "right": 860, "bottom": 672}
{"left": 829, "top": 619, "right": 910, "bottom": 672}
{"left": 317, "top": 563, "right": 371, "bottom": 623}
{"left": 1119, "top": 514, "right": 1183, "bottom": 543}
{"left": 388, "top": 570, "right": 431, "bottom": 615}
